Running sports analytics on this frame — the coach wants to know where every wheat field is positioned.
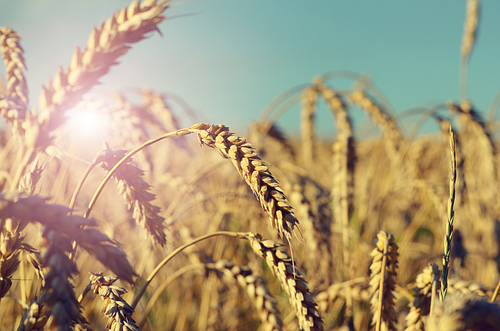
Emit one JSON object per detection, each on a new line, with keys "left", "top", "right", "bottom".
{"left": 1, "top": 0, "right": 500, "bottom": 330}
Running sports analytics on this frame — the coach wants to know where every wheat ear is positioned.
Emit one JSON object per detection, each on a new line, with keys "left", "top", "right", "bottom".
{"left": 0, "top": 27, "right": 28, "bottom": 136}
{"left": 460, "top": 0, "right": 479, "bottom": 101}
{"left": 207, "top": 259, "right": 283, "bottom": 331}
{"left": 247, "top": 233, "right": 323, "bottom": 331}
{"left": 426, "top": 293, "right": 500, "bottom": 331}
{"left": 369, "top": 231, "right": 398, "bottom": 331}
{"left": 404, "top": 263, "right": 441, "bottom": 331}
{"left": 84, "top": 272, "right": 140, "bottom": 331}
{"left": 318, "top": 84, "right": 355, "bottom": 269}
{"left": 0, "top": 191, "right": 136, "bottom": 283}
{"left": 33, "top": 0, "right": 170, "bottom": 150}
{"left": 441, "top": 126, "right": 456, "bottom": 301}
{"left": 95, "top": 147, "right": 166, "bottom": 246}
{"left": 300, "top": 86, "right": 319, "bottom": 167}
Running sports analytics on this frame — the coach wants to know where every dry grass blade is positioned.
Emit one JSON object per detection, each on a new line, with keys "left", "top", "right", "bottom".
{"left": 190, "top": 123, "right": 300, "bottom": 244}
{"left": 246, "top": 233, "right": 323, "bottom": 331}
{"left": 369, "top": 231, "right": 398, "bottom": 331}
{"left": 86, "top": 272, "right": 139, "bottom": 331}
{"left": 460, "top": 0, "right": 479, "bottom": 101}
{"left": 0, "top": 27, "right": 27, "bottom": 135}
{"left": 96, "top": 147, "right": 167, "bottom": 246}
{"left": 34, "top": 0, "right": 171, "bottom": 150}
{"left": 207, "top": 259, "right": 283, "bottom": 331}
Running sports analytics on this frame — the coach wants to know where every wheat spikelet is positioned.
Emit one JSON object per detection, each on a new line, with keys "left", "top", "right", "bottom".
{"left": 369, "top": 231, "right": 398, "bottom": 331}
{"left": 190, "top": 123, "right": 299, "bottom": 243}
{"left": 96, "top": 147, "right": 167, "bottom": 246}
{"left": 0, "top": 27, "right": 27, "bottom": 135}
{"left": 426, "top": 293, "right": 500, "bottom": 331}
{"left": 246, "top": 233, "right": 323, "bottom": 331}
{"left": 300, "top": 86, "right": 319, "bottom": 167}
{"left": 84, "top": 272, "right": 139, "bottom": 331}
{"left": 0, "top": 191, "right": 136, "bottom": 283}
{"left": 34, "top": 0, "right": 170, "bottom": 150}
{"left": 404, "top": 263, "right": 440, "bottom": 331}
{"left": 207, "top": 259, "right": 283, "bottom": 331}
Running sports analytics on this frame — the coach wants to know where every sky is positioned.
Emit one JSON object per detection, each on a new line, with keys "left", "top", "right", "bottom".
{"left": 1, "top": 0, "right": 500, "bottom": 138}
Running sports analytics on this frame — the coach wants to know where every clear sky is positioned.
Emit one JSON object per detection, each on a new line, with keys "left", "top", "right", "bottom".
{"left": 1, "top": 0, "right": 499, "bottom": 138}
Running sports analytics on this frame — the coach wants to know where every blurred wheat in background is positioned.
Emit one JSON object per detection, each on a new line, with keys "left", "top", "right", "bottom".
{"left": 1, "top": 0, "right": 500, "bottom": 330}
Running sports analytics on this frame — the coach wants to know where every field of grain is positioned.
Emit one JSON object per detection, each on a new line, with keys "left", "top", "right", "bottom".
{"left": 1, "top": 0, "right": 500, "bottom": 330}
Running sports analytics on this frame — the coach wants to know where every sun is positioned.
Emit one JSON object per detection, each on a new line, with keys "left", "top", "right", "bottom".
{"left": 64, "top": 105, "right": 110, "bottom": 141}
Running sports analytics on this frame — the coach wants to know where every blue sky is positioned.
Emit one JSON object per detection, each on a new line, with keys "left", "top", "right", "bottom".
{"left": 1, "top": 0, "right": 499, "bottom": 138}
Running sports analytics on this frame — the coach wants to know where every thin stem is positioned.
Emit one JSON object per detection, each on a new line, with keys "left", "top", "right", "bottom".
{"left": 84, "top": 128, "right": 191, "bottom": 219}
{"left": 10, "top": 148, "right": 35, "bottom": 190}
{"left": 68, "top": 159, "right": 98, "bottom": 214}
{"left": 131, "top": 231, "right": 250, "bottom": 309}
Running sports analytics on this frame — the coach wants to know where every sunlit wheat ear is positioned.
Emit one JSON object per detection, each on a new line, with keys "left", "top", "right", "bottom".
{"left": 369, "top": 231, "right": 398, "bottom": 331}
{"left": 34, "top": 0, "right": 171, "bottom": 150}
{"left": 426, "top": 293, "right": 500, "bottom": 331}
{"left": 207, "top": 259, "right": 283, "bottom": 331}
{"left": 96, "top": 147, "right": 167, "bottom": 246}
{"left": 0, "top": 191, "right": 136, "bottom": 283}
{"left": 84, "top": 272, "right": 139, "bottom": 331}
{"left": 404, "top": 263, "right": 441, "bottom": 331}
{"left": 300, "top": 86, "right": 319, "bottom": 167}
{"left": 190, "top": 123, "right": 299, "bottom": 244}
{"left": 0, "top": 27, "right": 28, "bottom": 136}
{"left": 246, "top": 233, "right": 323, "bottom": 331}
